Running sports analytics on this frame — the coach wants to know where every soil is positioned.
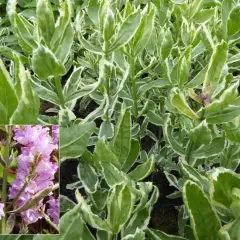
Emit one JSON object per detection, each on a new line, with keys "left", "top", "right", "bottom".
{"left": 149, "top": 171, "right": 182, "bottom": 234}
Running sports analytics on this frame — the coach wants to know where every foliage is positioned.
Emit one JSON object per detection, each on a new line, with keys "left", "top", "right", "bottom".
{"left": 0, "top": 0, "right": 240, "bottom": 239}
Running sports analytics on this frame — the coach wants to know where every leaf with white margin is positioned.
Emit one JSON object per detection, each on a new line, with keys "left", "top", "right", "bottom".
{"left": 101, "top": 161, "right": 125, "bottom": 187}
{"left": 128, "top": 157, "right": 155, "bottom": 181}
{"left": 112, "top": 108, "right": 131, "bottom": 167}
{"left": 75, "top": 190, "right": 111, "bottom": 232}
{"left": 107, "top": 184, "right": 133, "bottom": 233}
{"left": 122, "top": 228, "right": 145, "bottom": 240}
{"left": 60, "top": 122, "right": 95, "bottom": 161}
{"left": 146, "top": 228, "right": 187, "bottom": 240}
{"left": 78, "top": 162, "right": 99, "bottom": 194}
{"left": 183, "top": 181, "right": 221, "bottom": 240}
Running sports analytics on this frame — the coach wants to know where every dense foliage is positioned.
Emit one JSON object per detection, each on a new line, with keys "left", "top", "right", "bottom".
{"left": 0, "top": 0, "right": 240, "bottom": 239}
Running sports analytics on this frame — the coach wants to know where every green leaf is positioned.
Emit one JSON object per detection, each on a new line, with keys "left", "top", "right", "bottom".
{"left": 13, "top": 14, "right": 37, "bottom": 54}
{"left": 147, "top": 110, "right": 164, "bottom": 126}
{"left": 128, "top": 157, "right": 155, "bottom": 181}
{"left": 109, "top": 10, "right": 141, "bottom": 52}
{"left": 78, "top": 162, "right": 99, "bottom": 193}
{"left": 60, "top": 122, "right": 95, "bottom": 161}
{"left": 94, "top": 139, "right": 120, "bottom": 169}
{"left": 10, "top": 66, "right": 40, "bottom": 124}
{"left": 125, "top": 186, "right": 159, "bottom": 235}
{"left": 178, "top": 162, "right": 209, "bottom": 191}
{"left": 50, "top": 0, "right": 72, "bottom": 47}
{"left": 63, "top": 67, "right": 83, "bottom": 99}
{"left": 96, "top": 230, "right": 110, "bottom": 240}
{"left": 59, "top": 106, "right": 76, "bottom": 127}
{"left": 100, "top": 162, "right": 125, "bottom": 187}
{"left": 160, "top": 28, "right": 174, "bottom": 61}
{"left": 36, "top": 0, "right": 55, "bottom": 43}
{"left": 170, "top": 88, "right": 199, "bottom": 120}
{"left": 32, "top": 45, "right": 65, "bottom": 79}
{"left": 102, "top": 7, "right": 115, "bottom": 42}
{"left": 122, "top": 139, "right": 140, "bottom": 172}
{"left": 137, "top": 79, "right": 170, "bottom": 98}
{"left": 0, "top": 46, "right": 28, "bottom": 63}
{"left": 53, "top": 23, "right": 74, "bottom": 63}
{"left": 133, "top": 7, "right": 155, "bottom": 56}
{"left": 189, "top": 120, "right": 212, "bottom": 147}
{"left": 112, "top": 108, "right": 131, "bottom": 167}
{"left": 0, "top": 58, "right": 18, "bottom": 124}
{"left": 203, "top": 40, "right": 228, "bottom": 96}
{"left": 146, "top": 228, "right": 187, "bottom": 240}
{"left": 170, "top": 0, "right": 186, "bottom": 4}
{"left": 78, "top": 32, "right": 103, "bottom": 55}
{"left": 59, "top": 107, "right": 76, "bottom": 127}
{"left": 222, "top": 0, "right": 236, "bottom": 39}
{"left": 223, "top": 120, "right": 240, "bottom": 143}
{"left": 30, "top": 76, "right": 60, "bottom": 105}
{"left": 82, "top": 224, "right": 96, "bottom": 240}
{"left": 91, "top": 189, "right": 108, "bottom": 210}
{"left": 191, "top": 137, "right": 225, "bottom": 158}
{"left": 183, "top": 181, "right": 221, "bottom": 240}
{"left": 218, "top": 220, "right": 240, "bottom": 240}
{"left": 76, "top": 190, "right": 111, "bottom": 232}
{"left": 227, "top": 5, "right": 240, "bottom": 37}
{"left": 206, "top": 107, "right": 240, "bottom": 124}
{"left": 134, "top": 182, "right": 154, "bottom": 212}
{"left": 204, "top": 81, "right": 239, "bottom": 112}
{"left": 60, "top": 195, "right": 76, "bottom": 213}
{"left": 211, "top": 171, "right": 240, "bottom": 208}
{"left": 88, "top": 0, "right": 100, "bottom": 26}
{"left": 107, "top": 184, "right": 133, "bottom": 233}
{"left": 164, "top": 115, "right": 185, "bottom": 155}
{"left": 193, "top": 8, "right": 215, "bottom": 23}
{"left": 122, "top": 229, "right": 145, "bottom": 240}
{"left": 99, "top": 121, "right": 114, "bottom": 138}
{"left": 58, "top": 204, "right": 83, "bottom": 240}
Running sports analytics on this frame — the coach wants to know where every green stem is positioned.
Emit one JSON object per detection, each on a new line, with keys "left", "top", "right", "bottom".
{"left": 131, "top": 56, "right": 138, "bottom": 119}
{"left": 54, "top": 75, "right": 65, "bottom": 108}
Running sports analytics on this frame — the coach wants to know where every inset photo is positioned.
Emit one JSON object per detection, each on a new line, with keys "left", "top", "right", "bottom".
{"left": 0, "top": 125, "right": 59, "bottom": 235}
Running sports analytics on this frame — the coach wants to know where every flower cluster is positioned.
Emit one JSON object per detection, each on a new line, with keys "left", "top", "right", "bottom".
{"left": 8, "top": 126, "right": 59, "bottom": 225}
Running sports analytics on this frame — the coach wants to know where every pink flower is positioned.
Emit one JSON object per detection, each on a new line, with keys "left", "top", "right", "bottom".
{"left": 9, "top": 126, "right": 59, "bottom": 225}
{"left": 0, "top": 203, "right": 5, "bottom": 220}
{"left": 47, "top": 196, "right": 59, "bottom": 226}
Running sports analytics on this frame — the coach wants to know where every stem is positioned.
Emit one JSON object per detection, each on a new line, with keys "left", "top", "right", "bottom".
{"left": 54, "top": 75, "right": 65, "bottom": 108}
{"left": 131, "top": 56, "right": 138, "bottom": 119}
{"left": 41, "top": 212, "right": 59, "bottom": 232}
{"left": 6, "top": 154, "right": 40, "bottom": 211}
{"left": 6, "top": 181, "right": 28, "bottom": 211}
{"left": 0, "top": 129, "right": 12, "bottom": 234}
